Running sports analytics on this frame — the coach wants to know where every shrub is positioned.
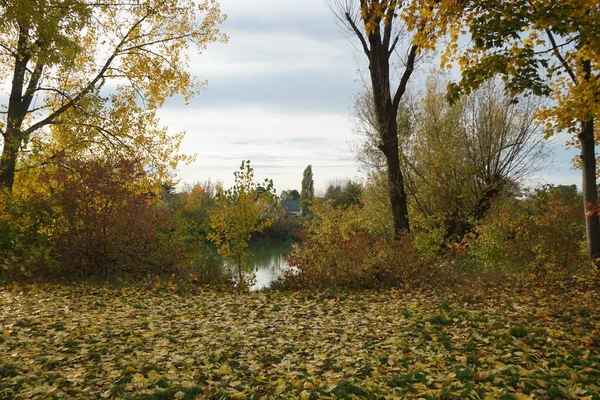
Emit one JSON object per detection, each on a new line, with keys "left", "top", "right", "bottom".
{"left": 467, "top": 185, "right": 587, "bottom": 277}
{"left": 1, "top": 159, "right": 197, "bottom": 281}
{"left": 276, "top": 202, "right": 423, "bottom": 289}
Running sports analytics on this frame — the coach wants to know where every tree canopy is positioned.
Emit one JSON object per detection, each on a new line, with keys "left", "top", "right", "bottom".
{"left": 0, "top": 0, "right": 226, "bottom": 193}
{"left": 436, "top": 0, "right": 600, "bottom": 259}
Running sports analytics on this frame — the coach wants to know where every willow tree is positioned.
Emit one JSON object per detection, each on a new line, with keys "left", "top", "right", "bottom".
{"left": 352, "top": 76, "right": 547, "bottom": 244}
{"left": 436, "top": 0, "right": 600, "bottom": 260}
{"left": 329, "top": 0, "right": 439, "bottom": 236}
{"left": 0, "top": 0, "right": 225, "bottom": 194}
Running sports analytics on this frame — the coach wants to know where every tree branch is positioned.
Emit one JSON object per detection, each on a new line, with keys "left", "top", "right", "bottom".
{"left": 392, "top": 45, "right": 418, "bottom": 110}
{"left": 388, "top": 34, "right": 400, "bottom": 56}
{"left": 545, "top": 28, "right": 577, "bottom": 85}
{"left": 23, "top": 10, "right": 153, "bottom": 136}
{"left": 21, "top": 60, "right": 45, "bottom": 113}
{"left": 382, "top": 5, "right": 395, "bottom": 51}
{"left": 533, "top": 35, "right": 578, "bottom": 55}
{"left": 345, "top": 12, "right": 371, "bottom": 57}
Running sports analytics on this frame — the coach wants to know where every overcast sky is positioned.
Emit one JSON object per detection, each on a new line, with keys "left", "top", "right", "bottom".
{"left": 158, "top": 0, "right": 581, "bottom": 195}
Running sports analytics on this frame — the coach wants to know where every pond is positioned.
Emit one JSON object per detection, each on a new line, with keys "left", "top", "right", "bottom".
{"left": 247, "top": 241, "right": 293, "bottom": 290}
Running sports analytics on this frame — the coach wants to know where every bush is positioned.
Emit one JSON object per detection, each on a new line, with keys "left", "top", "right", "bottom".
{"left": 467, "top": 185, "right": 587, "bottom": 277}
{"left": 1, "top": 159, "right": 200, "bottom": 282}
{"left": 275, "top": 202, "right": 424, "bottom": 289}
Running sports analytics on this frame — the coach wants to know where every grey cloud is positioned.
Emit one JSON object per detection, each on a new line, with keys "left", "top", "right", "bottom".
{"left": 229, "top": 137, "right": 331, "bottom": 147}
{"left": 223, "top": 14, "right": 342, "bottom": 43}
{"left": 164, "top": 69, "right": 360, "bottom": 114}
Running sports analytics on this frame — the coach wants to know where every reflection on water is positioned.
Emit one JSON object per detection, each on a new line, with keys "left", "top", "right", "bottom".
{"left": 248, "top": 241, "right": 293, "bottom": 290}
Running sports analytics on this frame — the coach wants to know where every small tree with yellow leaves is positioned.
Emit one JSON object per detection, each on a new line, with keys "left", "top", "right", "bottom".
{"left": 207, "top": 161, "right": 277, "bottom": 290}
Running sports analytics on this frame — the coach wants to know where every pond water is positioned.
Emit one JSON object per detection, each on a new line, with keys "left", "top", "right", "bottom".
{"left": 247, "top": 241, "right": 293, "bottom": 290}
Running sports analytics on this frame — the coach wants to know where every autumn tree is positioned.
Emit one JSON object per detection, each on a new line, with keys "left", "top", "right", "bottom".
{"left": 408, "top": 77, "right": 546, "bottom": 244}
{"left": 0, "top": 0, "right": 225, "bottom": 194}
{"left": 280, "top": 189, "right": 300, "bottom": 201}
{"left": 329, "top": 0, "right": 439, "bottom": 235}
{"left": 438, "top": 0, "right": 600, "bottom": 260}
{"left": 207, "top": 161, "right": 277, "bottom": 290}
{"left": 300, "top": 165, "right": 314, "bottom": 215}
{"left": 324, "top": 179, "right": 363, "bottom": 209}
{"left": 353, "top": 75, "right": 547, "bottom": 246}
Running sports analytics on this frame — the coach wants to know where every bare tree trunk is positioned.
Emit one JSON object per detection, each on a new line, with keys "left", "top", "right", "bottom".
{"left": 579, "top": 118, "right": 600, "bottom": 260}
{"left": 367, "top": 23, "right": 414, "bottom": 236}
{"left": 0, "top": 130, "right": 20, "bottom": 194}
{"left": 381, "top": 118, "right": 410, "bottom": 235}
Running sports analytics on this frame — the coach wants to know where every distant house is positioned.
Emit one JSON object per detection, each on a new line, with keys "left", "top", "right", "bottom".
{"left": 282, "top": 199, "right": 302, "bottom": 218}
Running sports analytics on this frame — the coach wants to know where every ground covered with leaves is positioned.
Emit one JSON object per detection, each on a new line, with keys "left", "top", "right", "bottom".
{"left": 1, "top": 280, "right": 599, "bottom": 399}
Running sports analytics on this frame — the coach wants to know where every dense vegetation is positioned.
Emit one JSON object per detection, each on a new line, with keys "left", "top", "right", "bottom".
{"left": 1, "top": 0, "right": 599, "bottom": 398}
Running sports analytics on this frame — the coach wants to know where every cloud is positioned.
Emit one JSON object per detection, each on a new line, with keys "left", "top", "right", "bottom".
{"left": 164, "top": 68, "right": 360, "bottom": 114}
{"left": 157, "top": 107, "right": 362, "bottom": 192}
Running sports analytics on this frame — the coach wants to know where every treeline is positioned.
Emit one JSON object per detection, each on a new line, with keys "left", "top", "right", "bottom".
{"left": 276, "top": 77, "right": 588, "bottom": 290}
{"left": 1, "top": 0, "right": 597, "bottom": 291}
{"left": 0, "top": 161, "right": 301, "bottom": 285}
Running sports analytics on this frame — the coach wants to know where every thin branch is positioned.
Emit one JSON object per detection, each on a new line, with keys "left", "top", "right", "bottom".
{"left": 23, "top": 9, "right": 153, "bottom": 136}
{"left": 392, "top": 45, "right": 418, "bottom": 111}
{"left": 533, "top": 35, "right": 578, "bottom": 55}
{"left": 345, "top": 12, "right": 371, "bottom": 57}
{"left": 545, "top": 28, "right": 578, "bottom": 85}
{"left": 119, "top": 33, "right": 193, "bottom": 53}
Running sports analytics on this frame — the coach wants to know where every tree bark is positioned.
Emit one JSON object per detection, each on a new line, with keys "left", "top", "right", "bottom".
{"left": 579, "top": 118, "right": 600, "bottom": 260}
{"left": 381, "top": 116, "right": 410, "bottom": 235}
{"left": 0, "top": 25, "right": 40, "bottom": 194}
{"left": 366, "top": 17, "right": 413, "bottom": 236}
{"left": 0, "top": 129, "right": 20, "bottom": 194}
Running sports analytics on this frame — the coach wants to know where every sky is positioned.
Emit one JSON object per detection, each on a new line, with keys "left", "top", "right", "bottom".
{"left": 156, "top": 0, "right": 581, "bottom": 195}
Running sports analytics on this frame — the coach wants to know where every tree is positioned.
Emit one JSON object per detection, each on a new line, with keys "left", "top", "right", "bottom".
{"left": 170, "top": 180, "right": 220, "bottom": 240}
{"left": 329, "top": 0, "right": 438, "bottom": 235}
{"left": 353, "top": 74, "right": 547, "bottom": 245}
{"left": 207, "top": 161, "right": 277, "bottom": 290}
{"left": 300, "top": 165, "right": 314, "bottom": 215}
{"left": 1, "top": 156, "right": 188, "bottom": 279}
{"left": 324, "top": 179, "right": 363, "bottom": 208}
{"left": 280, "top": 189, "right": 300, "bottom": 201}
{"left": 0, "top": 0, "right": 225, "bottom": 194}
{"left": 409, "top": 77, "right": 546, "bottom": 243}
{"left": 439, "top": 0, "right": 600, "bottom": 259}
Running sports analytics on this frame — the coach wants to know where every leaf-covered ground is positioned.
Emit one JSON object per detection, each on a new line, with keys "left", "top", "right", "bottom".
{"left": 1, "top": 280, "right": 599, "bottom": 399}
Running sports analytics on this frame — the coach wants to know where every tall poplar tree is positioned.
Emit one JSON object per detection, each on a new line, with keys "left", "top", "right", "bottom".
{"left": 300, "top": 165, "right": 314, "bottom": 215}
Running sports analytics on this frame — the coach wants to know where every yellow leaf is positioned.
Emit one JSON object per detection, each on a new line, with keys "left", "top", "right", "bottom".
{"left": 218, "top": 363, "right": 232, "bottom": 375}
{"left": 174, "top": 391, "right": 185, "bottom": 400}
{"left": 275, "top": 384, "right": 286, "bottom": 395}
{"left": 300, "top": 390, "right": 311, "bottom": 400}
{"left": 3, "top": 329, "right": 9, "bottom": 342}
{"left": 536, "top": 379, "right": 548, "bottom": 388}
{"left": 147, "top": 370, "right": 160, "bottom": 382}
{"left": 514, "top": 394, "right": 533, "bottom": 400}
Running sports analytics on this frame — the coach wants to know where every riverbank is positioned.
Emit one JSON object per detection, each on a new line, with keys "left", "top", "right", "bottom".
{"left": 1, "top": 281, "right": 599, "bottom": 399}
